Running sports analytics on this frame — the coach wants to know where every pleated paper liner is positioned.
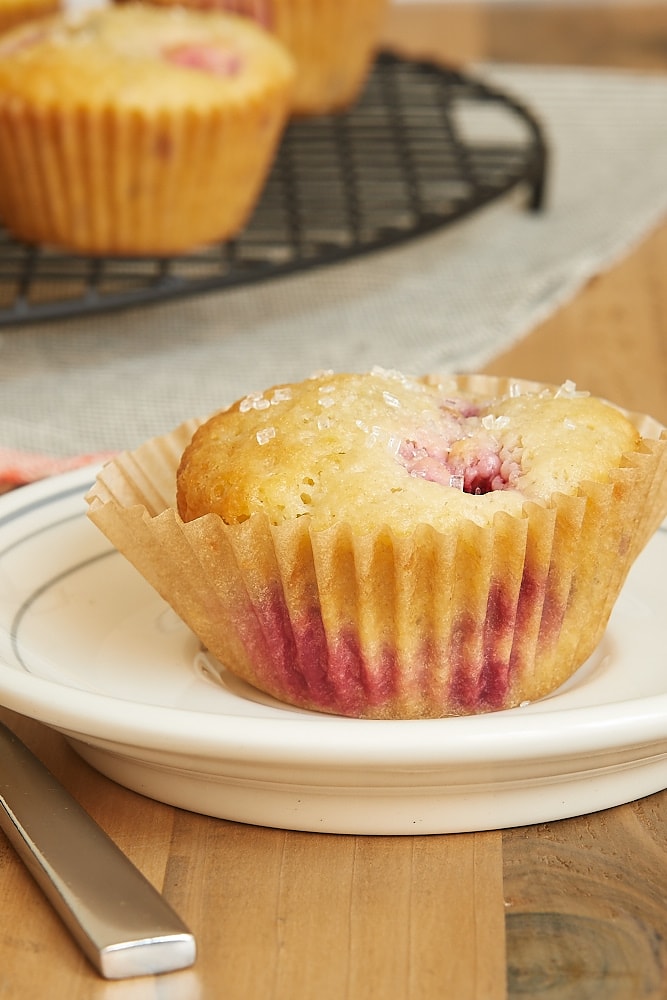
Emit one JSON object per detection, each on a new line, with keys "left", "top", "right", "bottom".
{"left": 86, "top": 376, "right": 667, "bottom": 719}
{"left": 0, "top": 97, "right": 291, "bottom": 255}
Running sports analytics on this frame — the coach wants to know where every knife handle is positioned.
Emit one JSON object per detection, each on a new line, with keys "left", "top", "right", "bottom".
{"left": 0, "top": 721, "right": 196, "bottom": 979}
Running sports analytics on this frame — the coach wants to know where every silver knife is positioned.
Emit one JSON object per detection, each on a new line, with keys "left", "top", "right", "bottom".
{"left": 0, "top": 720, "right": 196, "bottom": 979}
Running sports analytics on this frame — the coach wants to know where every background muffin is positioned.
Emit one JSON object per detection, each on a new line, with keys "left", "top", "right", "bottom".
{"left": 0, "top": 4, "right": 295, "bottom": 255}
{"left": 87, "top": 371, "right": 667, "bottom": 721}
{"left": 0, "top": 0, "right": 59, "bottom": 36}
{"left": 120, "top": 0, "right": 389, "bottom": 115}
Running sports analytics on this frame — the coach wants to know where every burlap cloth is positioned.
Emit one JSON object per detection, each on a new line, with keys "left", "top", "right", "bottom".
{"left": 2, "top": 64, "right": 667, "bottom": 459}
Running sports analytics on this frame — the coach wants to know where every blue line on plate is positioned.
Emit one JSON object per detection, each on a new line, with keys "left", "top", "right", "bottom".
{"left": 0, "top": 479, "right": 92, "bottom": 535}
{"left": 10, "top": 549, "right": 115, "bottom": 675}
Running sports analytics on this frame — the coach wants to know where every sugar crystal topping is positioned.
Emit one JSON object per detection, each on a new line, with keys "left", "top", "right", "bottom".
{"left": 382, "top": 391, "right": 401, "bottom": 409}
{"left": 256, "top": 426, "right": 275, "bottom": 445}
{"left": 236, "top": 372, "right": 599, "bottom": 498}
{"left": 555, "top": 379, "right": 589, "bottom": 399}
{"left": 239, "top": 391, "right": 265, "bottom": 413}
{"left": 481, "top": 414, "right": 510, "bottom": 431}
{"left": 370, "top": 366, "right": 411, "bottom": 383}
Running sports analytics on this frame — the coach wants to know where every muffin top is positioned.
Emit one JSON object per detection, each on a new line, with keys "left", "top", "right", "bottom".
{"left": 0, "top": 3, "right": 295, "bottom": 112}
{"left": 176, "top": 369, "right": 642, "bottom": 533}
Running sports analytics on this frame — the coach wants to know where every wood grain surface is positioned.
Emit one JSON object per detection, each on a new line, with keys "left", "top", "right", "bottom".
{"left": 1, "top": 5, "right": 667, "bottom": 999}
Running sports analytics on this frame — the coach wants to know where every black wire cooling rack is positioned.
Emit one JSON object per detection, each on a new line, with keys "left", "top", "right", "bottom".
{"left": 0, "top": 53, "right": 547, "bottom": 327}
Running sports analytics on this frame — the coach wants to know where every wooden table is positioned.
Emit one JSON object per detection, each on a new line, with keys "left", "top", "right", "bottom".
{"left": 2, "top": 5, "right": 667, "bottom": 998}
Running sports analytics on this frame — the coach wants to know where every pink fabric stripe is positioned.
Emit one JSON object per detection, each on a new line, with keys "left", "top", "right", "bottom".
{"left": 0, "top": 448, "right": 116, "bottom": 490}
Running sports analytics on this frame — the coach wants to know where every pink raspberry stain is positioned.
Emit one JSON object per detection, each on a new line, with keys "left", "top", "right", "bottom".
{"left": 229, "top": 0, "right": 273, "bottom": 28}
{"left": 478, "top": 580, "right": 519, "bottom": 705}
{"left": 447, "top": 608, "right": 505, "bottom": 713}
{"left": 448, "top": 565, "right": 566, "bottom": 713}
{"left": 232, "top": 585, "right": 401, "bottom": 716}
{"left": 232, "top": 583, "right": 333, "bottom": 708}
{"left": 193, "top": 0, "right": 272, "bottom": 29}
{"left": 324, "top": 629, "right": 399, "bottom": 717}
{"left": 230, "top": 559, "right": 569, "bottom": 718}
{"left": 500, "top": 564, "right": 567, "bottom": 705}
{"left": 163, "top": 43, "right": 243, "bottom": 76}
{"left": 238, "top": 579, "right": 515, "bottom": 717}
{"left": 508, "top": 566, "right": 547, "bottom": 676}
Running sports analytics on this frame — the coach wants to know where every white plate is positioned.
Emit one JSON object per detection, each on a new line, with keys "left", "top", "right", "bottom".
{"left": 1, "top": 467, "right": 666, "bottom": 835}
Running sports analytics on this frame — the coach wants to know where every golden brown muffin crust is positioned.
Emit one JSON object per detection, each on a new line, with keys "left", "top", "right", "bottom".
{"left": 176, "top": 370, "right": 641, "bottom": 533}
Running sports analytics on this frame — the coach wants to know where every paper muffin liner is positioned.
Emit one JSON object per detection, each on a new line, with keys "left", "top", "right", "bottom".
{"left": 85, "top": 375, "right": 667, "bottom": 719}
{"left": 126, "top": 0, "right": 389, "bottom": 115}
{"left": 0, "top": 84, "right": 291, "bottom": 256}
{"left": 268, "top": 0, "right": 389, "bottom": 114}
{"left": 0, "top": 0, "right": 59, "bottom": 34}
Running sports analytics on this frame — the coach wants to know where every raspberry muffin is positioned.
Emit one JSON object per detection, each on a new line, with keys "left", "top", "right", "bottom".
{"left": 86, "top": 371, "right": 667, "bottom": 719}
{"left": 0, "top": 4, "right": 295, "bottom": 254}
{"left": 122, "top": 0, "right": 389, "bottom": 115}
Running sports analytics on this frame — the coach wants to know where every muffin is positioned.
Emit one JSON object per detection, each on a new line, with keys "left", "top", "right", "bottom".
{"left": 0, "top": 0, "right": 59, "bottom": 36}
{"left": 0, "top": 4, "right": 295, "bottom": 255}
{"left": 121, "top": 0, "right": 389, "bottom": 115}
{"left": 86, "top": 371, "right": 667, "bottom": 719}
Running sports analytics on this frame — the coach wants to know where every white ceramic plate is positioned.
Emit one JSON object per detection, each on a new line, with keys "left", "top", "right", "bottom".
{"left": 1, "top": 466, "right": 666, "bottom": 835}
